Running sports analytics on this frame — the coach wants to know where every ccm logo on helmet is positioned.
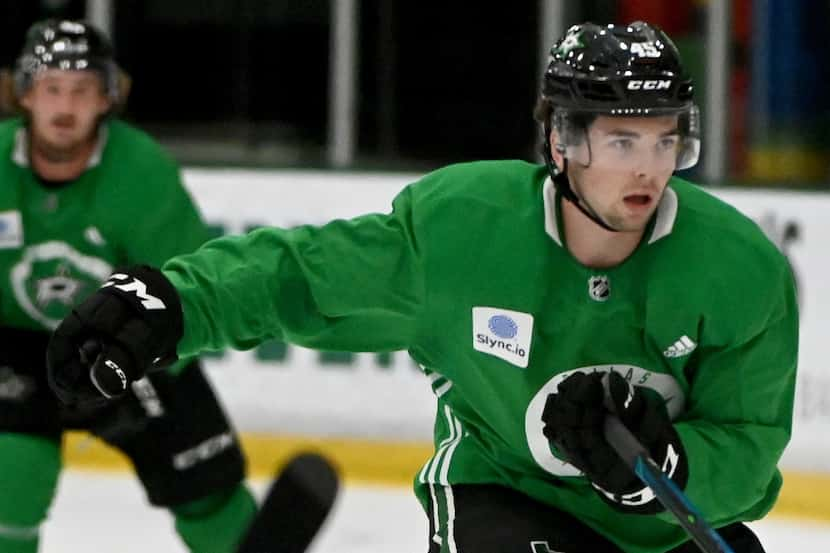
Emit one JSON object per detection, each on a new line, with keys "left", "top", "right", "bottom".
{"left": 627, "top": 79, "right": 672, "bottom": 91}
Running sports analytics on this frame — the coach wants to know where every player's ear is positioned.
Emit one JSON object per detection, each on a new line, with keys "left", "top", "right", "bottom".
{"left": 18, "top": 89, "right": 33, "bottom": 112}
{"left": 97, "top": 89, "right": 113, "bottom": 116}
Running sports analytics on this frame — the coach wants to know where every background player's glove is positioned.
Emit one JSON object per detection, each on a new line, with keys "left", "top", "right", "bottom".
{"left": 541, "top": 371, "right": 688, "bottom": 513}
{"left": 46, "top": 265, "right": 183, "bottom": 406}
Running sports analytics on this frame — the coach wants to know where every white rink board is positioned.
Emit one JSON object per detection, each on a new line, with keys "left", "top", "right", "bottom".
{"left": 181, "top": 168, "right": 830, "bottom": 472}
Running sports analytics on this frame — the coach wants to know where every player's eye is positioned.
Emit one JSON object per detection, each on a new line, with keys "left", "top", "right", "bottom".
{"left": 658, "top": 137, "right": 679, "bottom": 151}
{"left": 610, "top": 138, "right": 634, "bottom": 152}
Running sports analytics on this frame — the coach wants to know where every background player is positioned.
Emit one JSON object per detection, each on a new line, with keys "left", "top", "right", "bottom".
{"left": 0, "top": 19, "right": 258, "bottom": 553}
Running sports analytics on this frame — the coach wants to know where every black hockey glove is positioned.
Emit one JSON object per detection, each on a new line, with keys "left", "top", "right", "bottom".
{"left": 46, "top": 265, "right": 184, "bottom": 407}
{"left": 541, "top": 371, "right": 688, "bottom": 514}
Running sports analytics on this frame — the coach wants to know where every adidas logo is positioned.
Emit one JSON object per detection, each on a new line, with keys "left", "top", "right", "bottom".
{"left": 663, "top": 335, "right": 697, "bottom": 358}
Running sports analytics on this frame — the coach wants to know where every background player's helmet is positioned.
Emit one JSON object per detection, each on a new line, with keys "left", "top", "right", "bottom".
{"left": 14, "top": 19, "right": 120, "bottom": 100}
{"left": 535, "top": 21, "right": 700, "bottom": 215}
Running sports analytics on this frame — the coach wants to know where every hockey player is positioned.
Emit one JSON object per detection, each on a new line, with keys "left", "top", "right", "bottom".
{"left": 0, "top": 19, "right": 259, "bottom": 553}
{"left": 45, "top": 21, "right": 797, "bottom": 553}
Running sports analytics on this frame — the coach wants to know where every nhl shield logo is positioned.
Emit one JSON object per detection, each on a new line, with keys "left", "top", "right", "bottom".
{"left": 588, "top": 275, "right": 610, "bottom": 302}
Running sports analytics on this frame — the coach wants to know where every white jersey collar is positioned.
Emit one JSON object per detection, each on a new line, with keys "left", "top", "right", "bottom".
{"left": 542, "top": 176, "right": 678, "bottom": 247}
{"left": 12, "top": 124, "right": 109, "bottom": 169}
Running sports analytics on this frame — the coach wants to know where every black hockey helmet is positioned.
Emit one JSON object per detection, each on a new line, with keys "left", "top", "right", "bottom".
{"left": 14, "top": 19, "right": 120, "bottom": 99}
{"left": 535, "top": 21, "right": 700, "bottom": 231}
{"left": 540, "top": 21, "right": 695, "bottom": 116}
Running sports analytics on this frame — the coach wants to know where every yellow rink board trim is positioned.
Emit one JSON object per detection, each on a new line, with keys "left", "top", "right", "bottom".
{"left": 63, "top": 431, "right": 830, "bottom": 524}
{"left": 747, "top": 148, "right": 830, "bottom": 181}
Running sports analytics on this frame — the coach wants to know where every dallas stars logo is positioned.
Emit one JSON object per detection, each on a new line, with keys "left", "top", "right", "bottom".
{"left": 11, "top": 241, "right": 112, "bottom": 329}
{"left": 555, "top": 32, "right": 583, "bottom": 56}
{"left": 36, "top": 263, "right": 83, "bottom": 308}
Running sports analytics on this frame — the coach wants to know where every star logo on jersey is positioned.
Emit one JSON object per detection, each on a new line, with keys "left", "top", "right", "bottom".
{"left": 35, "top": 264, "right": 83, "bottom": 308}
{"left": 11, "top": 241, "right": 113, "bottom": 329}
{"left": 588, "top": 275, "right": 610, "bottom": 302}
{"left": 525, "top": 365, "right": 686, "bottom": 479}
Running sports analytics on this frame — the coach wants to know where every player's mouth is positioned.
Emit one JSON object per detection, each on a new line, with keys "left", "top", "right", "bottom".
{"left": 623, "top": 193, "right": 654, "bottom": 210}
{"left": 51, "top": 115, "right": 77, "bottom": 130}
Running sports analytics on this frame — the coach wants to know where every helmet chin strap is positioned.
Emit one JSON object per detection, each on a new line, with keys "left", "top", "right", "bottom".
{"left": 554, "top": 166, "right": 619, "bottom": 233}
{"left": 541, "top": 129, "right": 619, "bottom": 233}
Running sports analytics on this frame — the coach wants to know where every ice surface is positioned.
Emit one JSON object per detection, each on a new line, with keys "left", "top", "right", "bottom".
{"left": 41, "top": 470, "right": 827, "bottom": 552}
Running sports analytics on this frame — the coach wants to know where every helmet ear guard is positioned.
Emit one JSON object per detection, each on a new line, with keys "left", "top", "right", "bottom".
{"left": 675, "top": 104, "right": 700, "bottom": 170}
{"left": 549, "top": 109, "right": 591, "bottom": 166}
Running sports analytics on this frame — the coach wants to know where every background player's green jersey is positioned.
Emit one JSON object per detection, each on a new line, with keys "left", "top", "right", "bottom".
{"left": 162, "top": 160, "right": 798, "bottom": 553}
{"left": 0, "top": 117, "right": 209, "bottom": 335}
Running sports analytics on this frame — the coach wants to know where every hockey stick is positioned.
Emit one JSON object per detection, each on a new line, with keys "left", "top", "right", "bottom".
{"left": 236, "top": 452, "right": 340, "bottom": 553}
{"left": 603, "top": 416, "right": 735, "bottom": 553}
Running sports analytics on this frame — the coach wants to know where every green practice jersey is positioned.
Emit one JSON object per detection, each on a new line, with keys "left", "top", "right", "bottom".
{"left": 162, "top": 160, "right": 798, "bottom": 553}
{"left": 0, "top": 117, "right": 209, "bottom": 338}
